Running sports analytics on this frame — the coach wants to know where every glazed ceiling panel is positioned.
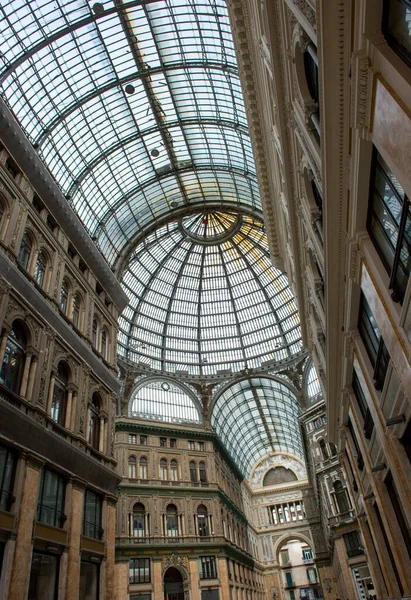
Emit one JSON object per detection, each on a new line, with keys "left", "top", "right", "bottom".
{"left": 211, "top": 378, "right": 304, "bottom": 477}
{"left": 0, "top": 0, "right": 260, "bottom": 265}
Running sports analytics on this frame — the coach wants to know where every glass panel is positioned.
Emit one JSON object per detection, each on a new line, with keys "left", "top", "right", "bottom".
{"left": 28, "top": 552, "right": 59, "bottom": 600}
{"left": 0, "top": 445, "right": 16, "bottom": 511}
{"left": 130, "top": 380, "right": 200, "bottom": 424}
{"left": 384, "top": 0, "right": 411, "bottom": 66}
{"left": 79, "top": 562, "right": 99, "bottom": 600}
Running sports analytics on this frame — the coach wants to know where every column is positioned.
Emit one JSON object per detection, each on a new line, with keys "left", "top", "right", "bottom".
{"left": 66, "top": 479, "right": 85, "bottom": 600}
{"left": 8, "top": 454, "right": 43, "bottom": 600}
{"left": 19, "top": 352, "right": 32, "bottom": 398}
{"left": 218, "top": 557, "right": 231, "bottom": 600}
{"left": 46, "top": 372, "right": 55, "bottom": 414}
{"left": 105, "top": 498, "right": 117, "bottom": 600}
{"left": 189, "top": 558, "right": 201, "bottom": 600}
{"left": 65, "top": 388, "right": 73, "bottom": 429}
{"left": 114, "top": 560, "right": 129, "bottom": 600}
{"left": 70, "top": 392, "right": 78, "bottom": 431}
{"left": 25, "top": 356, "right": 38, "bottom": 402}
{"left": 99, "top": 417, "right": 105, "bottom": 453}
{"left": 153, "top": 560, "right": 163, "bottom": 600}
{"left": 0, "top": 328, "right": 9, "bottom": 366}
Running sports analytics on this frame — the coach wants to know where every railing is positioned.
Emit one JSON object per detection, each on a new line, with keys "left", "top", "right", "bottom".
{"left": 328, "top": 509, "right": 355, "bottom": 528}
{"left": 116, "top": 534, "right": 251, "bottom": 557}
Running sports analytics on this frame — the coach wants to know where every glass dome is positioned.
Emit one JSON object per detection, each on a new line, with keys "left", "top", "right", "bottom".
{"left": 119, "top": 211, "right": 302, "bottom": 376}
{"left": 129, "top": 379, "right": 201, "bottom": 424}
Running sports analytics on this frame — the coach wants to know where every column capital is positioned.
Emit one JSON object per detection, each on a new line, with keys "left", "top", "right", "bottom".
{"left": 22, "top": 451, "right": 45, "bottom": 471}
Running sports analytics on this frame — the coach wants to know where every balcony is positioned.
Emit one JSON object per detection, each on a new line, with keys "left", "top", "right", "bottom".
{"left": 328, "top": 509, "right": 355, "bottom": 529}
{"left": 116, "top": 534, "right": 252, "bottom": 558}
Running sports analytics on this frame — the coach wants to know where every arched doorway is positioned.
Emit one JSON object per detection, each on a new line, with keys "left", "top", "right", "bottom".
{"left": 164, "top": 567, "right": 184, "bottom": 600}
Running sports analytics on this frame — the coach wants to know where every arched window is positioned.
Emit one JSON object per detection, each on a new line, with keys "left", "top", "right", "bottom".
{"left": 88, "top": 393, "right": 100, "bottom": 450}
{"left": 319, "top": 439, "right": 329, "bottom": 461}
{"left": 199, "top": 461, "right": 207, "bottom": 483}
{"left": 51, "top": 362, "right": 69, "bottom": 426}
{"left": 34, "top": 251, "right": 47, "bottom": 287}
{"left": 101, "top": 328, "right": 108, "bottom": 360}
{"left": 189, "top": 461, "right": 197, "bottom": 482}
{"left": 60, "top": 279, "right": 69, "bottom": 314}
{"left": 170, "top": 459, "right": 178, "bottom": 481}
{"left": 333, "top": 480, "right": 350, "bottom": 514}
{"left": 160, "top": 458, "right": 168, "bottom": 481}
{"left": 139, "top": 456, "right": 148, "bottom": 480}
{"left": 0, "top": 321, "right": 27, "bottom": 393}
{"left": 329, "top": 443, "right": 338, "bottom": 456}
{"left": 18, "top": 233, "right": 32, "bottom": 270}
{"left": 92, "top": 319, "right": 98, "bottom": 348}
{"left": 197, "top": 504, "right": 209, "bottom": 537}
{"left": 129, "top": 456, "right": 137, "bottom": 479}
{"left": 72, "top": 293, "right": 81, "bottom": 328}
{"left": 166, "top": 504, "right": 178, "bottom": 537}
{"left": 304, "top": 45, "right": 319, "bottom": 104}
{"left": 132, "top": 502, "right": 146, "bottom": 538}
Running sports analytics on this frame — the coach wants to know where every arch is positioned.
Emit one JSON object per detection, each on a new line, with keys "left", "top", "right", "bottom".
{"left": 197, "top": 504, "right": 209, "bottom": 537}
{"left": 160, "top": 458, "right": 168, "bottom": 481}
{"left": 0, "top": 320, "right": 29, "bottom": 394}
{"left": 303, "top": 358, "right": 323, "bottom": 404}
{"left": 51, "top": 361, "right": 70, "bottom": 426}
{"left": 263, "top": 467, "right": 298, "bottom": 486}
{"left": 273, "top": 532, "right": 314, "bottom": 561}
{"left": 170, "top": 459, "right": 179, "bottom": 481}
{"left": 131, "top": 501, "right": 147, "bottom": 537}
{"left": 163, "top": 566, "right": 185, "bottom": 600}
{"left": 129, "top": 378, "right": 202, "bottom": 425}
{"left": 165, "top": 503, "right": 179, "bottom": 537}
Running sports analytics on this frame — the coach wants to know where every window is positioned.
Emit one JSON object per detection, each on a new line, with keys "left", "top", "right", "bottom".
{"left": 129, "top": 434, "right": 137, "bottom": 444}
{"left": 160, "top": 458, "right": 168, "bottom": 480}
{"left": 129, "top": 558, "right": 150, "bottom": 584}
{"left": 343, "top": 531, "right": 363, "bottom": 557}
{"left": 385, "top": 471, "right": 411, "bottom": 558}
{"left": 160, "top": 437, "right": 167, "bottom": 447}
{"left": 170, "top": 459, "right": 178, "bottom": 481}
{"left": 199, "top": 556, "right": 217, "bottom": 579}
{"left": 358, "top": 293, "right": 390, "bottom": 390}
{"left": 51, "top": 362, "right": 69, "bottom": 426}
{"left": 280, "top": 550, "right": 289, "bottom": 565}
{"left": 139, "top": 457, "right": 148, "bottom": 480}
{"left": 307, "top": 568, "right": 317, "bottom": 584}
{"left": 88, "top": 394, "right": 100, "bottom": 450}
{"left": 313, "top": 418, "right": 321, "bottom": 429}
{"left": 72, "top": 294, "right": 81, "bottom": 328}
{"left": 188, "top": 441, "right": 195, "bottom": 450}
{"left": 368, "top": 150, "right": 411, "bottom": 304}
{"left": 0, "top": 321, "right": 27, "bottom": 394}
{"left": 285, "top": 571, "right": 294, "bottom": 587}
{"left": 319, "top": 439, "right": 329, "bottom": 460}
{"left": 80, "top": 561, "right": 99, "bottom": 600}
{"left": 60, "top": 280, "right": 69, "bottom": 314}
{"left": 129, "top": 456, "right": 137, "bottom": 479}
{"left": 189, "top": 461, "right": 197, "bottom": 482}
{"left": 140, "top": 435, "right": 147, "bottom": 445}
{"left": 383, "top": 0, "right": 411, "bottom": 68}
{"left": 83, "top": 490, "right": 102, "bottom": 540}
{"left": 0, "top": 444, "right": 16, "bottom": 511}
{"left": 132, "top": 503, "right": 146, "bottom": 538}
{"left": 333, "top": 480, "right": 350, "bottom": 514}
{"left": 170, "top": 438, "right": 177, "bottom": 448}
{"left": 28, "top": 552, "right": 59, "bottom": 600}
{"left": 304, "top": 45, "right": 319, "bottom": 103}
{"left": 198, "top": 441, "right": 204, "bottom": 451}
{"left": 199, "top": 461, "right": 207, "bottom": 483}
{"left": 18, "top": 233, "right": 32, "bottom": 270}
{"left": 92, "top": 319, "right": 98, "bottom": 348}
{"left": 166, "top": 504, "right": 179, "bottom": 537}
{"left": 37, "top": 468, "right": 65, "bottom": 528}
{"left": 302, "top": 548, "right": 313, "bottom": 561}
{"left": 197, "top": 505, "right": 209, "bottom": 536}
{"left": 34, "top": 251, "right": 47, "bottom": 287}
{"left": 101, "top": 329, "right": 108, "bottom": 360}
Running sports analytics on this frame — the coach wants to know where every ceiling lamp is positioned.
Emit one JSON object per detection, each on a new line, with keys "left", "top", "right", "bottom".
{"left": 125, "top": 84, "right": 135, "bottom": 95}
{"left": 151, "top": 148, "right": 160, "bottom": 157}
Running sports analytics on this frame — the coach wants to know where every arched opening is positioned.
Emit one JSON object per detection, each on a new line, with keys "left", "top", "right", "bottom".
{"left": 92, "top": 318, "right": 99, "bottom": 349}
{"left": 51, "top": 362, "right": 70, "bottom": 426}
{"left": 88, "top": 393, "right": 101, "bottom": 450}
{"left": 101, "top": 328, "right": 108, "bottom": 360}
{"left": 160, "top": 458, "right": 168, "bottom": 480}
{"left": 319, "top": 439, "right": 329, "bottom": 461}
{"left": 199, "top": 461, "right": 207, "bottom": 483}
{"left": 165, "top": 504, "right": 179, "bottom": 537}
{"left": 59, "top": 279, "right": 69, "bottom": 314}
{"left": 263, "top": 467, "right": 298, "bottom": 486}
{"left": 189, "top": 460, "right": 197, "bottom": 482}
{"left": 163, "top": 567, "right": 184, "bottom": 600}
{"left": 72, "top": 293, "right": 81, "bottom": 329}
{"left": 333, "top": 480, "right": 350, "bottom": 514}
{"left": 131, "top": 502, "right": 146, "bottom": 538}
{"left": 18, "top": 232, "right": 32, "bottom": 270}
{"left": 139, "top": 456, "right": 148, "bottom": 479}
{"left": 170, "top": 459, "right": 178, "bottom": 481}
{"left": 34, "top": 251, "right": 47, "bottom": 288}
{"left": 0, "top": 320, "right": 28, "bottom": 394}
{"left": 128, "top": 456, "right": 137, "bottom": 479}
{"left": 197, "top": 504, "right": 209, "bottom": 537}
{"left": 277, "top": 539, "right": 319, "bottom": 594}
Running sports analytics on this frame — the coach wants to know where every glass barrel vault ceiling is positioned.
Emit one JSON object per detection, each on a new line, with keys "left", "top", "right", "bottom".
{"left": 119, "top": 212, "right": 302, "bottom": 375}
{"left": 211, "top": 378, "right": 304, "bottom": 477}
{"left": 0, "top": 0, "right": 260, "bottom": 265}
